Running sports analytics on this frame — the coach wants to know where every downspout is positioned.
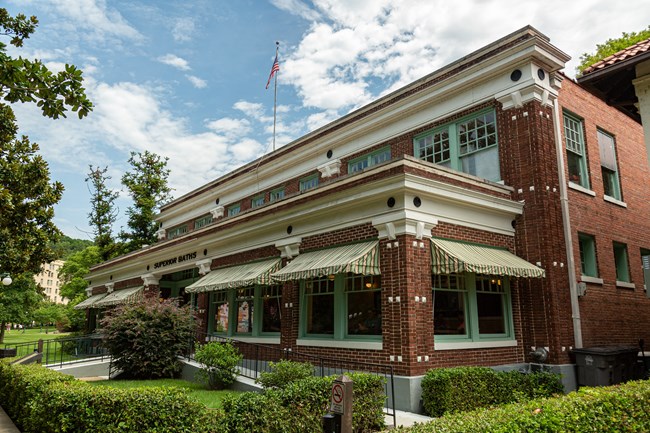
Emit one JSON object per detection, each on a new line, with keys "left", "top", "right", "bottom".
{"left": 551, "top": 88, "right": 583, "bottom": 349}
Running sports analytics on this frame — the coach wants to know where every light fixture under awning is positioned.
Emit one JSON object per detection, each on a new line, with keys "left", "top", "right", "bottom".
{"left": 73, "top": 293, "right": 108, "bottom": 310}
{"left": 185, "top": 258, "right": 282, "bottom": 293}
{"left": 93, "top": 286, "right": 144, "bottom": 308}
{"left": 430, "top": 238, "right": 545, "bottom": 278}
{"left": 271, "top": 241, "right": 380, "bottom": 282}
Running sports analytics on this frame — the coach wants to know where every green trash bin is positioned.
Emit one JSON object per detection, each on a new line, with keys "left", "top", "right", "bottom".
{"left": 572, "top": 346, "right": 638, "bottom": 387}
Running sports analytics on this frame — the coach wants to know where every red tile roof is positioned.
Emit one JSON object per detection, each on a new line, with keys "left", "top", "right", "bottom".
{"left": 582, "top": 37, "right": 650, "bottom": 74}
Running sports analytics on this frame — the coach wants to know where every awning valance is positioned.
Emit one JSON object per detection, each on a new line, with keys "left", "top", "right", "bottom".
{"left": 93, "top": 286, "right": 144, "bottom": 308}
{"left": 185, "top": 258, "right": 282, "bottom": 293}
{"left": 430, "top": 238, "right": 545, "bottom": 278}
{"left": 271, "top": 241, "right": 380, "bottom": 282}
{"left": 73, "top": 293, "right": 108, "bottom": 310}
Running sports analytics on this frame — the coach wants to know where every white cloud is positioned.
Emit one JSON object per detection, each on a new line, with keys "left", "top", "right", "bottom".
{"left": 158, "top": 54, "right": 191, "bottom": 71}
{"left": 50, "top": 0, "right": 143, "bottom": 42}
{"left": 233, "top": 101, "right": 266, "bottom": 120}
{"left": 269, "top": 0, "right": 321, "bottom": 21}
{"left": 172, "top": 17, "right": 196, "bottom": 42}
{"left": 205, "top": 118, "right": 252, "bottom": 136}
{"left": 186, "top": 75, "right": 207, "bottom": 88}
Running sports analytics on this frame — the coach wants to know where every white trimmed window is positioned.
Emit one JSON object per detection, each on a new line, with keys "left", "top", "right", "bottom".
{"left": 270, "top": 187, "right": 285, "bottom": 202}
{"left": 564, "top": 113, "right": 590, "bottom": 189}
{"left": 415, "top": 110, "right": 500, "bottom": 182}
{"left": 300, "top": 273, "right": 382, "bottom": 340}
{"left": 300, "top": 174, "right": 319, "bottom": 192}
{"left": 598, "top": 130, "right": 622, "bottom": 201}
{"left": 348, "top": 147, "right": 391, "bottom": 174}
{"left": 433, "top": 273, "right": 513, "bottom": 341}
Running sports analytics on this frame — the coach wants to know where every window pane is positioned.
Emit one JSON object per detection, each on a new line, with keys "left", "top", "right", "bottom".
{"left": 460, "top": 145, "right": 500, "bottom": 181}
{"left": 346, "top": 275, "right": 381, "bottom": 336}
{"left": 613, "top": 242, "right": 630, "bottom": 282}
{"left": 270, "top": 188, "right": 285, "bottom": 202}
{"left": 304, "top": 278, "right": 335, "bottom": 335}
{"left": 215, "top": 302, "right": 229, "bottom": 333}
{"left": 476, "top": 292, "right": 505, "bottom": 334}
{"left": 579, "top": 233, "right": 598, "bottom": 277}
{"left": 235, "top": 287, "right": 254, "bottom": 334}
{"left": 433, "top": 274, "right": 467, "bottom": 336}
{"left": 261, "top": 285, "right": 282, "bottom": 333}
{"left": 567, "top": 151, "right": 585, "bottom": 186}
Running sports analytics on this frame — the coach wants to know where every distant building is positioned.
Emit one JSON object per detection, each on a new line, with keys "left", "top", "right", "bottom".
{"left": 81, "top": 26, "right": 650, "bottom": 412}
{"left": 35, "top": 260, "right": 67, "bottom": 305}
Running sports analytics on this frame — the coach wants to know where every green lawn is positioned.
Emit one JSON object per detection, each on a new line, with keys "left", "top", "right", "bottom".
{"left": 88, "top": 378, "right": 243, "bottom": 409}
{"left": 2, "top": 327, "right": 70, "bottom": 345}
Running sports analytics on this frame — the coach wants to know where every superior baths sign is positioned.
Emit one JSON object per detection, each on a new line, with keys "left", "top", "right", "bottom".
{"left": 153, "top": 252, "right": 197, "bottom": 269}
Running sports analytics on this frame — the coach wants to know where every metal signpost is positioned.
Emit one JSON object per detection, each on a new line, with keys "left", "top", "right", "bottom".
{"left": 324, "top": 375, "right": 353, "bottom": 433}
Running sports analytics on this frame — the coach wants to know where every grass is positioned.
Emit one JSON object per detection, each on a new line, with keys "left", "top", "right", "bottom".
{"left": 2, "top": 327, "right": 70, "bottom": 345}
{"left": 88, "top": 378, "right": 243, "bottom": 409}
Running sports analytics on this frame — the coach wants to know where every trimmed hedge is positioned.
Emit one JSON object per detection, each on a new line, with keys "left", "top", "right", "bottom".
{"left": 421, "top": 366, "right": 563, "bottom": 416}
{"left": 394, "top": 379, "right": 650, "bottom": 433}
{"left": 0, "top": 362, "right": 220, "bottom": 433}
{"left": 256, "top": 359, "right": 315, "bottom": 389}
{"left": 219, "top": 372, "right": 386, "bottom": 433}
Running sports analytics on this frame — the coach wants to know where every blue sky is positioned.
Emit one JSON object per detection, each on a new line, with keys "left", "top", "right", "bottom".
{"left": 4, "top": 0, "right": 650, "bottom": 240}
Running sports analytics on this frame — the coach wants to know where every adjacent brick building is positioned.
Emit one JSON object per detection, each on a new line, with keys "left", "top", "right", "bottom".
{"left": 83, "top": 26, "right": 650, "bottom": 411}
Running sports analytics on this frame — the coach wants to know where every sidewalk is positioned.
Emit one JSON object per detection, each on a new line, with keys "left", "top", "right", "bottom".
{"left": 0, "top": 405, "right": 20, "bottom": 433}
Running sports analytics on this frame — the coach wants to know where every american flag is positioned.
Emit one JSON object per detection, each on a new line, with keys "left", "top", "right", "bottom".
{"left": 266, "top": 53, "right": 279, "bottom": 89}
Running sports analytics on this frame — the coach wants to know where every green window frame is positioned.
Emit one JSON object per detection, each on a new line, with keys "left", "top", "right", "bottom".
{"left": 578, "top": 233, "right": 598, "bottom": 277}
{"left": 227, "top": 203, "right": 241, "bottom": 217}
{"left": 270, "top": 187, "right": 285, "bottom": 202}
{"left": 597, "top": 129, "right": 622, "bottom": 200}
{"left": 348, "top": 147, "right": 391, "bottom": 174}
{"left": 613, "top": 242, "right": 630, "bottom": 282}
{"left": 414, "top": 110, "right": 500, "bottom": 182}
{"left": 564, "top": 113, "right": 590, "bottom": 189}
{"left": 194, "top": 214, "right": 213, "bottom": 229}
{"left": 433, "top": 273, "right": 513, "bottom": 342}
{"left": 167, "top": 224, "right": 188, "bottom": 240}
{"left": 299, "top": 174, "right": 319, "bottom": 192}
{"left": 251, "top": 195, "right": 265, "bottom": 208}
{"left": 208, "top": 284, "right": 283, "bottom": 336}
{"left": 300, "top": 273, "right": 382, "bottom": 341}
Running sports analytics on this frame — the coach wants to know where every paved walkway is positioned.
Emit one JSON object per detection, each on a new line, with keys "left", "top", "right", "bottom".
{"left": 0, "top": 405, "right": 20, "bottom": 433}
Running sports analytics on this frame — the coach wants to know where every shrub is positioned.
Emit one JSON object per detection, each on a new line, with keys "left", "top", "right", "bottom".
{"left": 0, "top": 362, "right": 76, "bottom": 430}
{"left": 0, "top": 362, "right": 222, "bottom": 433}
{"left": 100, "top": 297, "right": 197, "bottom": 379}
{"left": 421, "top": 366, "right": 563, "bottom": 417}
{"left": 220, "top": 372, "right": 385, "bottom": 433}
{"left": 194, "top": 341, "right": 242, "bottom": 389}
{"left": 395, "top": 379, "right": 650, "bottom": 433}
{"left": 256, "top": 359, "right": 315, "bottom": 389}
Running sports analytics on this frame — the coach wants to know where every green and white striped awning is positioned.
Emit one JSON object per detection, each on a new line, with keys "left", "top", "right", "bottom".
{"left": 431, "top": 238, "right": 545, "bottom": 278}
{"left": 73, "top": 292, "right": 108, "bottom": 310}
{"left": 271, "top": 241, "right": 380, "bottom": 282}
{"left": 93, "top": 286, "right": 144, "bottom": 308}
{"left": 185, "top": 258, "right": 282, "bottom": 293}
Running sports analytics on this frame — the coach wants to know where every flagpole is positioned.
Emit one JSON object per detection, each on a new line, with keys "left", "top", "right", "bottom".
{"left": 272, "top": 41, "right": 279, "bottom": 152}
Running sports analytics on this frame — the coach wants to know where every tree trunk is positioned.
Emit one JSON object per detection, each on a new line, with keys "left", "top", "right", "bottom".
{"left": 0, "top": 322, "right": 5, "bottom": 344}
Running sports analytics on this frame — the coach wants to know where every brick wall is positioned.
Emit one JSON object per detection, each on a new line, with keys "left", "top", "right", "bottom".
{"left": 560, "top": 78, "right": 650, "bottom": 349}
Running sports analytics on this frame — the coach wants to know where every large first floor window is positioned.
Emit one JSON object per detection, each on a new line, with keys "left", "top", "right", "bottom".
{"left": 209, "top": 284, "right": 282, "bottom": 336}
{"left": 433, "top": 273, "right": 513, "bottom": 341}
{"left": 301, "top": 273, "right": 382, "bottom": 340}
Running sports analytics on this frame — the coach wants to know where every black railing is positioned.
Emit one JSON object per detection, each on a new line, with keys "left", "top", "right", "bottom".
{"left": 2, "top": 334, "right": 110, "bottom": 367}
{"left": 187, "top": 332, "right": 396, "bottom": 428}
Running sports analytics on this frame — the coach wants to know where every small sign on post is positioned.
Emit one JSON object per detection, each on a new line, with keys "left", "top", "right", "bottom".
{"left": 327, "top": 375, "right": 353, "bottom": 433}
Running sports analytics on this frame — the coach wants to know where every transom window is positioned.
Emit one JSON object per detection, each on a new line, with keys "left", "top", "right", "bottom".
{"left": 270, "top": 187, "right": 285, "bottom": 202}
{"left": 251, "top": 195, "right": 265, "bottom": 208}
{"left": 598, "top": 130, "right": 622, "bottom": 201}
{"left": 564, "top": 113, "right": 590, "bottom": 189}
{"left": 300, "top": 174, "right": 319, "bottom": 192}
{"left": 415, "top": 110, "right": 500, "bottom": 182}
{"left": 348, "top": 147, "right": 391, "bottom": 174}
{"left": 433, "top": 273, "right": 512, "bottom": 341}
{"left": 167, "top": 224, "right": 188, "bottom": 240}
{"left": 227, "top": 203, "right": 241, "bottom": 217}
{"left": 194, "top": 214, "right": 213, "bottom": 229}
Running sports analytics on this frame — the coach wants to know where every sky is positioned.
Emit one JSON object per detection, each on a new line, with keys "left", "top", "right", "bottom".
{"left": 3, "top": 0, "right": 650, "bottom": 240}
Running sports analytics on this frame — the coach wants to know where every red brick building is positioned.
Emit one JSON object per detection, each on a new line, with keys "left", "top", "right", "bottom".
{"left": 82, "top": 26, "right": 650, "bottom": 411}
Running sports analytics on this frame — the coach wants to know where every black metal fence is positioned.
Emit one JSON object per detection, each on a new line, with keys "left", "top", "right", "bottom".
{"left": 2, "top": 334, "right": 109, "bottom": 367}
{"left": 188, "top": 333, "right": 396, "bottom": 427}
